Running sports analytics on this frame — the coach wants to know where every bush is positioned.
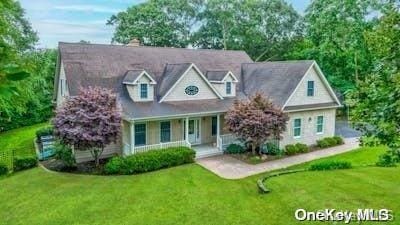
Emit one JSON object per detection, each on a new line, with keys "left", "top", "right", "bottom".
{"left": 316, "top": 136, "right": 344, "bottom": 148}
{"left": 249, "top": 155, "right": 262, "bottom": 164}
{"left": 263, "top": 142, "right": 282, "bottom": 155}
{"left": 35, "top": 126, "right": 53, "bottom": 140}
{"left": 285, "top": 144, "right": 297, "bottom": 155}
{"left": 310, "top": 160, "right": 352, "bottom": 171}
{"left": 376, "top": 151, "right": 399, "bottom": 167}
{"left": 14, "top": 156, "right": 38, "bottom": 172}
{"left": 225, "top": 143, "right": 245, "bottom": 154}
{"left": 104, "top": 147, "right": 195, "bottom": 175}
{"left": 295, "top": 143, "right": 309, "bottom": 153}
{"left": 0, "top": 164, "right": 8, "bottom": 175}
{"left": 54, "top": 142, "right": 76, "bottom": 168}
{"left": 360, "top": 136, "right": 381, "bottom": 147}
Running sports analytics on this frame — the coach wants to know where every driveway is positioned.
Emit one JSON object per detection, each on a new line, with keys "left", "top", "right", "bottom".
{"left": 335, "top": 120, "right": 361, "bottom": 138}
{"left": 196, "top": 137, "right": 359, "bottom": 179}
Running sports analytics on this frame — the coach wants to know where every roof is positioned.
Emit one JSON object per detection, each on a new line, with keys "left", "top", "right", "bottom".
{"left": 241, "top": 60, "right": 315, "bottom": 107}
{"left": 206, "top": 70, "right": 229, "bottom": 81}
{"left": 122, "top": 70, "right": 144, "bottom": 84}
{"left": 284, "top": 102, "right": 341, "bottom": 111}
{"left": 158, "top": 63, "right": 192, "bottom": 98}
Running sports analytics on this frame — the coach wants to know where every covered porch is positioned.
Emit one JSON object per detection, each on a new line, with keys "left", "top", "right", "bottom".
{"left": 122, "top": 113, "right": 238, "bottom": 158}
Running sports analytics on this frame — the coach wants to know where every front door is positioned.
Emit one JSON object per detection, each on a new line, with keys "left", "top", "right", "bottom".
{"left": 186, "top": 119, "right": 200, "bottom": 144}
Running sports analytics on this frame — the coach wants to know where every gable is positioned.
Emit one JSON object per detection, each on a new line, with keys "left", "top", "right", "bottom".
{"left": 162, "top": 67, "right": 221, "bottom": 102}
{"left": 285, "top": 64, "right": 338, "bottom": 107}
{"left": 222, "top": 72, "right": 238, "bottom": 82}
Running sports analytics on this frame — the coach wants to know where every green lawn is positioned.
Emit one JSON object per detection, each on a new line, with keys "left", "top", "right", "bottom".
{"left": 0, "top": 125, "right": 397, "bottom": 225}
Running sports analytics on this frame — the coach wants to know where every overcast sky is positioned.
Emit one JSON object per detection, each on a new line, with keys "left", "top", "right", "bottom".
{"left": 19, "top": 0, "right": 310, "bottom": 48}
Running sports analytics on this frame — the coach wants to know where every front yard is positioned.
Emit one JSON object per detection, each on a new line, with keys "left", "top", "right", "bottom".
{"left": 0, "top": 124, "right": 397, "bottom": 225}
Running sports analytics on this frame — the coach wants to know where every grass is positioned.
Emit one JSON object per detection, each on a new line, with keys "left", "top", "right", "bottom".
{"left": 0, "top": 124, "right": 397, "bottom": 225}
{"left": 0, "top": 123, "right": 48, "bottom": 157}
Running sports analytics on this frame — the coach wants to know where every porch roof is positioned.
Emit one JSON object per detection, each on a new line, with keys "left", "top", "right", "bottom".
{"left": 121, "top": 92, "right": 247, "bottom": 120}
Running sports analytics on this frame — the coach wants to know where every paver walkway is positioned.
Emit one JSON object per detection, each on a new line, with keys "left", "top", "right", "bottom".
{"left": 196, "top": 137, "right": 360, "bottom": 179}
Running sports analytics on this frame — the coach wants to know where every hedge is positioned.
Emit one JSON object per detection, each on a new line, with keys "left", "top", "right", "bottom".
{"left": 35, "top": 126, "right": 53, "bottom": 140}
{"left": 13, "top": 156, "right": 38, "bottom": 172}
{"left": 285, "top": 143, "right": 309, "bottom": 155}
{"left": 225, "top": 144, "right": 245, "bottom": 154}
{"left": 309, "top": 160, "right": 352, "bottom": 171}
{"left": 316, "top": 136, "right": 344, "bottom": 148}
{"left": 104, "top": 147, "right": 195, "bottom": 175}
{"left": 0, "top": 164, "right": 8, "bottom": 175}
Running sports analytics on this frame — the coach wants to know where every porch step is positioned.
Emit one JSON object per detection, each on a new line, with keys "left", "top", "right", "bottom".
{"left": 195, "top": 149, "right": 223, "bottom": 159}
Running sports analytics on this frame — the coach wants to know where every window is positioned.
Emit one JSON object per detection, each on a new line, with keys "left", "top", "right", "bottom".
{"left": 293, "top": 118, "right": 301, "bottom": 138}
{"left": 140, "top": 83, "right": 148, "bottom": 99}
{"left": 316, "top": 115, "right": 324, "bottom": 134}
{"left": 185, "top": 85, "right": 199, "bottom": 95}
{"left": 211, "top": 116, "right": 217, "bottom": 136}
{"left": 307, "top": 81, "right": 314, "bottom": 96}
{"left": 226, "top": 82, "right": 232, "bottom": 95}
{"left": 160, "top": 121, "right": 171, "bottom": 142}
{"left": 134, "top": 123, "right": 146, "bottom": 146}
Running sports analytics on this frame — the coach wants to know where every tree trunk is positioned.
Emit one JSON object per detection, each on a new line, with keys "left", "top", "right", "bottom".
{"left": 251, "top": 144, "right": 256, "bottom": 155}
{"left": 90, "top": 147, "right": 104, "bottom": 168}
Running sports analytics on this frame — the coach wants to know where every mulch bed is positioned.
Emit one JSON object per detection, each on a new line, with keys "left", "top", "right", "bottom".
{"left": 41, "top": 157, "right": 108, "bottom": 175}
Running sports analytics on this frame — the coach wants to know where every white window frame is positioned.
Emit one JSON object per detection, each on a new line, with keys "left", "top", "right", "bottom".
{"left": 226, "top": 81, "right": 232, "bottom": 95}
{"left": 316, "top": 115, "right": 324, "bottom": 134}
{"left": 139, "top": 83, "right": 148, "bottom": 99}
{"left": 134, "top": 123, "right": 147, "bottom": 146}
{"left": 307, "top": 80, "right": 315, "bottom": 96}
{"left": 293, "top": 118, "right": 302, "bottom": 138}
{"left": 159, "top": 120, "right": 171, "bottom": 143}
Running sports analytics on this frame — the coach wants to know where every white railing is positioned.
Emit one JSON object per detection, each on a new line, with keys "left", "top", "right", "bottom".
{"left": 133, "top": 140, "right": 190, "bottom": 154}
{"left": 220, "top": 133, "right": 240, "bottom": 150}
{"left": 217, "top": 136, "right": 222, "bottom": 150}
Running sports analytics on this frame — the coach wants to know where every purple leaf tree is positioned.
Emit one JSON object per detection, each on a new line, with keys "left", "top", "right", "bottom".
{"left": 225, "top": 92, "right": 289, "bottom": 155}
{"left": 53, "top": 86, "right": 121, "bottom": 167}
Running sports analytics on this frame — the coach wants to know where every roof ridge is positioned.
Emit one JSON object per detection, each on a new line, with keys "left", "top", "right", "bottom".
{"left": 242, "top": 60, "right": 315, "bottom": 65}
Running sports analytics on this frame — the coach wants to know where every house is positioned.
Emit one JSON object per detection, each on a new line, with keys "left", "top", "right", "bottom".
{"left": 54, "top": 41, "right": 341, "bottom": 162}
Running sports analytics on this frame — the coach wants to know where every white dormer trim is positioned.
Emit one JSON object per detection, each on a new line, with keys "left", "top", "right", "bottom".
{"left": 281, "top": 61, "right": 342, "bottom": 110}
{"left": 159, "top": 63, "right": 224, "bottom": 103}
{"left": 123, "top": 70, "right": 157, "bottom": 85}
{"left": 209, "top": 71, "right": 238, "bottom": 83}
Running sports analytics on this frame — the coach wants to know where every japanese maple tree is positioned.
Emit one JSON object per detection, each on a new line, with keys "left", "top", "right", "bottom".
{"left": 53, "top": 86, "right": 121, "bottom": 167}
{"left": 225, "top": 93, "right": 289, "bottom": 155}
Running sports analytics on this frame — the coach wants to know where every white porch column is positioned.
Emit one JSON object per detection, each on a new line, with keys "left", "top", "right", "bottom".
{"left": 130, "top": 121, "right": 135, "bottom": 154}
{"left": 185, "top": 117, "right": 189, "bottom": 143}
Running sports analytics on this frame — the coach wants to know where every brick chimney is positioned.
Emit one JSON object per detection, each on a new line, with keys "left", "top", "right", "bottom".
{"left": 127, "top": 38, "right": 140, "bottom": 47}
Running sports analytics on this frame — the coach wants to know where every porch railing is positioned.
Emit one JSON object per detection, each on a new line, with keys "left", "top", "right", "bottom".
{"left": 219, "top": 134, "right": 240, "bottom": 150}
{"left": 133, "top": 140, "right": 190, "bottom": 154}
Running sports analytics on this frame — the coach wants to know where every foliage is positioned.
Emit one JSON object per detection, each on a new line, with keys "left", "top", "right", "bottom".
{"left": 360, "top": 135, "right": 381, "bottom": 147}
{"left": 376, "top": 149, "right": 399, "bottom": 167}
{"left": 225, "top": 143, "right": 245, "bottom": 154}
{"left": 316, "top": 136, "right": 344, "bottom": 148}
{"left": 53, "top": 87, "right": 121, "bottom": 167}
{"left": 309, "top": 160, "right": 352, "bottom": 171}
{"left": 284, "top": 0, "right": 379, "bottom": 92}
{"left": 284, "top": 143, "right": 308, "bottom": 155}
{"left": 0, "top": 164, "right": 8, "bottom": 175}
{"left": 54, "top": 142, "right": 76, "bottom": 168}
{"left": 263, "top": 142, "right": 282, "bottom": 155}
{"left": 248, "top": 155, "right": 262, "bottom": 164}
{"left": 13, "top": 156, "right": 37, "bottom": 172}
{"left": 225, "top": 93, "right": 288, "bottom": 155}
{"left": 35, "top": 126, "right": 53, "bottom": 140}
{"left": 104, "top": 147, "right": 195, "bottom": 175}
{"left": 347, "top": 2, "right": 400, "bottom": 161}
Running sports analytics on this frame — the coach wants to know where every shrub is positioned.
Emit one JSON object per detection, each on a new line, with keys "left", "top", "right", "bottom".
{"left": 54, "top": 142, "right": 76, "bottom": 168}
{"left": 376, "top": 151, "right": 398, "bottom": 167}
{"left": 35, "top": 126, "right": 53, "bottom": 140}
{"left": 360, "top": 136, "right": 381, "bottom": 147}
{"left": 249, "top": 156, "right": 262, "bottom": 164}
{"left": 225, "top": 143, "right": 245, "bottom": 154}
{"left": 310, "top": 160, "right": 352, "bottom": 171}
{"left": 263, "top": 142, "right": 282, "bottom": 155}
{"left": 0, "top": 164, "right": 8, "bottom": 175}
{"left": 295, "top": 143, "right": 309, "bottom": 153}
{"left": 14, "top": 156, "right": 38, "bottom": 172}
{"left": 333, "top": 136, "right": 344, "bottom": 145}
{"left": 317, "top": 136, "right": 344, "bottom": 148}
{"left": 285, "top": 144, "right": 297, "bottom": 155}
{"left": 104, "top": 147, "right": 195, "bottom": 175}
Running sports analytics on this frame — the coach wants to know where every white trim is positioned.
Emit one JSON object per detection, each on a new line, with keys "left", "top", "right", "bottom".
{"left": 307, "top": 80, "right": 315, "bottom": 97}
{"left": 123, "top": 70, "right": 157, "bottom": 85}
{"left": 293, "top": 118, "right": 302, "bottom": 139}
{"left": 316, "top": 115, "right": 324, "bottom": 135}
{"left": 134, "top": 122, "right": 147, "bottom": 146}
{"left": 284, "top": 105, "right": 341, "bottom": 113}
{"left": 159, "top": 63, "right": 224, "bottom": 103}
{"left": 281, "top": 61, "right": 342, "bottom": 110}
{"left": 222, "top": 71, "right": 239, "bottom": 82}
{"left": 225, "top": 81, "right": 232, "bottom": 95}
{"left": 130, "top": 110, "right": 227, "bottom": 122}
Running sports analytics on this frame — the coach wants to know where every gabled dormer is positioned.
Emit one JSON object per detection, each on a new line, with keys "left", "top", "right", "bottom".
{"left": 206, "top": 70, "right": 238, "bottom": 97}
{"left": 123, "top": 70, "right": 156, "bottom": 102}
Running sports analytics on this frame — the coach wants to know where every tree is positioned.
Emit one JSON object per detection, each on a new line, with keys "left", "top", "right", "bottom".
{"left": 53, "top": 87, "right": 121, "bottom": 167}
{"left": 347, "top": 2, "right": 400, "bottom": 154}
{"left": 107, "top": 0, "right": 199, "bottom": 47}
{"left": 285, "top": 0, "right": 379, "bottom": 92}
{"left": 225, "top": 93, "right": 289, "bottom": 155}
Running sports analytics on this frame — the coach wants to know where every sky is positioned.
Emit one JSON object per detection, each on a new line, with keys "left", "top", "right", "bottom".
{"left": 19, "top": 0, "right": 310, "bottom": 48}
